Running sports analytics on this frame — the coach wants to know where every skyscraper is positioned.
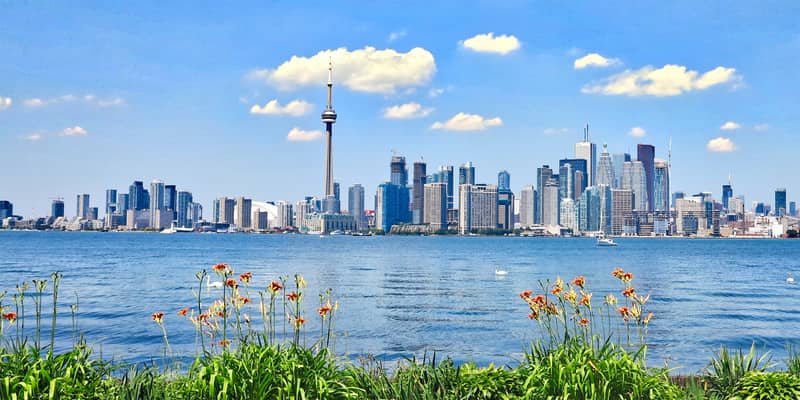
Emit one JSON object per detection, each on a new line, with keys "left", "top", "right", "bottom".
{"left": 438, "top": 165, "right": 455, "bottom": 210}
{"left": 519, "top": 185, "right": 536, "bottom": 228}
{"left": 105, "top": 189, "right": 117, "bottom": 218}
{"left": 578, "top": 186, "right": 601, "bottom": 232}
{"left": 559, "top": 198, "right": 577, "bottom": 232}
{"left": 348, "top": 184, "right": 365, "bottom": 230}
{"left": 498, "top": 190, "right": 514, "bottom": 230}
{"left": 637, "top": 144, "right": 655, "bottom": 212}
{"left": 218, "top": 197, "right": 235, "bottom": 225}
{"left": 459, "top": 162, "right": 475, "bottom": 185}
{"left": 235, "top": 197, "right": 252, "bottom": 229}
{"left": 536, "top": 165, "right": 553, "bottom": 224}
{"left": 176, "top": 191, "right": 193, "bottom": 228}
{"left": 558, "top": 158, "right": 588, "bottom": 198}
{"left": 276, "top": 201, "right": 294, "bottom": 228}
{"left": 375, "top": 182, "right": 410, "bottom": 232}
{"left": 775, "top": 188, "right": 787, "bottom": 217}
{"left": 497, "top": 170, "right": 510, "bottom": 192}
{"left": 390, "top": 156, "right": 408, "bottom": 186}
{"left": 622, "top": 161, "right": 648, "bottom": 212}
{"left": 722, "top": 184, "right": 733, "bottom": 212}
{"left": 149, "top": 180, "right": 165, "bottom": 227}
{"left": 611, "top": 189, "right": 633, "bottom": 235}
{"left": 76, "top": 194, "right": 90, "bottom": 219}
{"left": 164, "top": 185, "right": 177, "bottom": 211}
{"left": 654, "top": 159, "right": 669, "bottom": 212}
{"left": 598, "top": 184, "right": 612, "bottom": 234}
{"left": 458, "top": 184, "right": 498, "bottom": 234}
{"left": 596, "top": 144, "right": 615, "bottom": 188}
{"left": 558, "top": 163, "right": 573, "bottom": 201}
{"left": 575, "top": 125, "right": 597, "bottom": 186}
{"left": 423, "top": 182, "right": 447, "bottom": 230}
{"left": 129, "top": 181, "right": 148, "bottom": 210}
{"left": 51, "top": 199, "right": 64, "bottom": 219}
{"left": 542, "top": 179, "right": 559, "bottom": 226}
{"left": 791, "top": 201, "right": 797, "bottom": 217}
{"left": 412, "top": 161, "right": 427, "bottom": 224}
{"left": 612, "top": 153, "right": 631, "bottom": 188}
{"left": 322, "top": 60, "right": 337, "bottom": 198}
{"left": 117, "top": 193, "right": 130, "bottom": 214}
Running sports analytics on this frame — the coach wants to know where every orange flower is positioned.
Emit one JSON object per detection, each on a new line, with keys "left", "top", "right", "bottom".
{"left": 617, "top": 306, "right": 630, "bottom": 321}
{"left": 519, "top": 290, "right": 533, "bottom": 299}
{"left": 572, "top": 276, "right": 586, "bottom": 289}
{"left": 239, "top": 272, "right": 252, "bottom": 284}
{"left": 528, "top": 310, "right": 540, "bottom": 320}
{"left": 216, "top": 311, "right": 225, "bottom": 317}
{"left": 292, "top": 317, "right": 306, "bottom": 327}
{"left": 213, "top": 263, "right": 228, "bottom": 272}
{"left": 622, "top": 272, "right": 633, "bottom": 282}
{"left": 577, "top": 317, "right": 590, "bottom": 326}
{"left": 225, "top": 278, "right": 237, "bottom": 288}
{"left": 2, "top": 312, "right": 17, "bottom": 322}
{"left": 269, "top": 281, "right": 283, "bottom": 293}
{"left": 198, "top": 314, "right": 209, "bottom": 322}
{"left": 546, "top": 303, "right": 559, "bottom": 315}
{"left": 622, "top": 287, "right": 636, "bottom": 298}
{"left": 551, "top": 286, "right": 562, "bottom": 295}
{"left": 239, "top": 297, "right": 251, "bottom": 304}
{"left": 318, "top": 304, "right": 332, "bottom": 317}
{"left": 532, "top": 295, "right": 546, "bottom": 306}
{"left": 644, "top": 312, "right": 654, "bottom": 325}
{"left": 151, "top": 312, "right": 164, "bottom": 323}
{"left": 177, "top": 307, "right": 189, "bottom": 316}
{"left": 287, "top": 292, "right": 299, "bottom": 301}
{"left": 611, "top": 268, "right": 624, "bottom": 278}
{"left": 579, "top": 293, "right": 592, "bottom": 307}
{"left": 219, "top": 339, "right": 231, "bottom": 347}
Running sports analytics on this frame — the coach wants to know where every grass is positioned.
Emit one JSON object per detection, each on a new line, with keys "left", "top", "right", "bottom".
{"left": 1, "top": 267, "right": 800, "bottom": 399}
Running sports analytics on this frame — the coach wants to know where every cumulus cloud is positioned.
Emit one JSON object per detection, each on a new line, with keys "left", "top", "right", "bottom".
{"left": 0, "top": 97, "right": 11, "bottom": 110}
{"left": 706, "top": 137, "right": 736, "bottom": 152}
{"left": 60, "top": 126, "right": 88, "bottom": 137}
{"left": 460, "top": 33, "right": 521, "bottom": 55}
{"left": 574, "top": 53, "right": 621, "bottom": 69}
{"left": 248, "top": 46, "right": 436, "bottom": 94}
{"left": 23, "top": 95, "right": 125, "bottom": 108}
{"left": 719, "top": 121, "right": 741, "bottom": 131}
{"left": 543, "top": 128, "right": 569, "bottom": 135}
{"left": 383, "top": 102, "right": 434, "bottom": 119}
{"left": 430, "top": 113, "right": 502, "bottom": 132}
{"left": 628, "top": 126, "right": 647, "bottom": 137}
{"left": 286, "top": 127, "right": 323, "bottom": 142}
{"left": 753, "top": 123, "right": 769, "bottom": 132}
{"left": 388, "top": 30, "right": 407, "bottom": 42}
{"left": 582, "top": 64, "right": 741, "bottom": 97}
{"left": 250, "top": 99, "right": 313, "bottom": 116}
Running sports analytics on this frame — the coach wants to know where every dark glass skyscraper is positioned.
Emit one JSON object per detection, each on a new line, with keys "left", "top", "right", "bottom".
{"left": 497, "top": 170, "right": 510, "bottom": 192}
{"left": 558, "top": 158, "right": 588, "bottom": 198}
{"left": 105, "top": 189, "right": 117, "bottom": 218}
{"left": 51, "top": 199, "right": 64, "bottom": 219}
{"left": 536, "top": 165, "right": 553, "bottom": 224}
{"left": 439, "top": 166, "right": 454, "bottom": 210}
{"left": 412, "top": 161, "right": 427, "bottom": 224}
{"left": 637, "top": 144, "right": 655, "bottom": 212}
{"left": 722, "top": 184, "right": 733, "bottom": 212}
{"left": 775, "top": 188, "right": 787, "bottom": 217}
{"left": 390, "top": 156, "right": 408, "bottom": 187}
{"left": 0, "top": 200, "right": 14, "bottom": 219}
{"left": 129, "top": 181, "right": 148, "bottom": 210}
{"left": 176, "top": 191, "right": 193, "bottom": 228}
{"left": 459, "top": 162, "right": 475, "bottom": 185}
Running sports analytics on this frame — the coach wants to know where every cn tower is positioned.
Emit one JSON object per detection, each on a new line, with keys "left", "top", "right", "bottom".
{"left": 321, "top": 60, "right": 337, "bottom": 198}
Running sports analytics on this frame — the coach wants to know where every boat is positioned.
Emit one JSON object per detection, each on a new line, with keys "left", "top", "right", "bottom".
{"left": 596, "top": 236, "right": 618, "bottom": 246}
{"left": 495, "top": 269, "right": 509, "bottom": 276}
{"left": 329, "top": 230, "right": 344, "bottom": 235}
{"left": 161, "top": 223, "right": 194, "bottom": 234}
{"left": 352, "top": 232, "right": 373, "bottom": 237}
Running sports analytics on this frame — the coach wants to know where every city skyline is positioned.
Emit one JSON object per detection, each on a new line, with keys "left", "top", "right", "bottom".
{"left": 2, "top": 2, "right": 799, "bottom": 217}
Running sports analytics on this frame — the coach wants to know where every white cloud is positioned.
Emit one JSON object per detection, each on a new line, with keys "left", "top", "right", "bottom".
{"left": 460, "top": 33, "right": 521, "bottom": 55}
{"left": 96, "top": 97, "right": 125, "bottom": 107}
{"left": 286, "top": 127, "right": 323, "bottom": 142}
{"left": 23, "top": 95, "right": 125, "bottom": 108}
{"left": 60, "top": 126, "right": 88, "bottom": 137}
{"left": 430, "top": 113, "right": 502, "bottom": 132}
{"left": 706, "top": 137, "right": 736, "bottom": 152}
{"left": 248, "top": 46, "right": 436, "bottom": 94}
{"left": 388, "top": 30, "right": 407, "bottom": 42}
{"left": 0, "top": 97, "right": 11, "bottom": 110}
{"left": 582, "top": 64, "right": 741, "bottom": 97}
{"left": 22, "top": 133, "right": 42, "bottom": 141}
{"left": 383, "top": 102, "right": 434, "bottom": 119}
{"left": 754, "top": 123, "right": 769, "bottom": 132}
{"left": 428, "top": 88, "right": 445, "bottom": 98}
{"left": 24, "top": 98, "right": 44, "bottom": 107}
{"left": 543, "top": 128, "right": 569, "bottom": 135}
{"left": 574, "top": 53, "right": 621, "bottom": 69}
{"left": 719, "top": 121, "right": 741, "bottom": 131}
{"left": 628, "top": 126, "right": 647, "bottom": 137}
{"left": 250, "top": 99, "right": 313, "bottom": 116}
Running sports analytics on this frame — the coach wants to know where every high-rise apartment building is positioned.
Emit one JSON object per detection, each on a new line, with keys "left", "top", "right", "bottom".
{"left": 176, "top": 191, "right": 193, "bottom": 228}
{"left": 129, "top": 181, "right": 148, "bottom": 210}
{"left": 217, "top": 197, "right": 235, "bottom": 225}
{"left": 622, "top": 161, "right": 648, "bottom": 212}
{"left": 559, "top": 198, "right": 577, "bottom": 232}
{"left": 390, "top": 156, "right": 408, "bottom": 186}
{"left": 149, "top": 180, "right": 165, "bottom": 227}
{"left": 519, "top": 185, "right": 536, "bottom": 228}
{"left": 76, "top": 193, "right": 90, "bottom": 219}
{"left": 375, "top": 182, "right": 410, "bottom": 232}
{"left": 117, "top": 193, "right": 130, "bottom": 214}
{"left": 276, "top": 201, "right": 293, "bottom": 228}
{"left": 558, "top": 158, "right": 587, "bottom": 199}
{"left": 105, "top": 189, "right": 117, "bottom": 218}
{"left": 611, "top": 189, "right": 633, "bottom": 235}
{"left": 423, "top": 182, "right": 447, "bottom": 230}
{"left": 497, "top": 170, "right": 510, "bottom": 192}
{"left": 536, "top": 165, "right": 553, "bottom": 224}
{"left": 637, "top": 144, "right": 655, "bottom": 212}
{"left": 459, "top": 162, "right": 475, "bottom": 186}
{"left": 348, "top": 184, "right": 365, "bottom": 230}
{"left": 51, "top": 199, "right": 64, "bottom": 219}
{"left": 458, "top": 184, "right": 498, "bottom": 234}
{"left": 558, "top": 163, "right": 574, "bottom": 202}
{"left": 612, "top": 153, "right": 631, "bottom": 188}
{"left": 235, "top": 197, "right": 252, "bottom": 229}
{"left": 412, "top": 161, "right": 427, "bottom": 224}
{"left": 498, "top": 190, "right": 514, "bottom": 230}
{"left": 722, "top": 184, "right": 733, "bottom": 212}
{"left": 578, "top": 186, "right": 601, "bottom": 232}
{"left": 654, "top": 159, "right": 669, "bottom": 212}
{"left": 596, "top": 144, "right": 615, "bottom": 188}
{"left": 775, "top": 188, "right": 787, "bottom": 217}
{"left": 438, "top": 165, "right": 455, "bottom": 210}
{"left": 542, "top": 179, "right": 559, "bottom": 226}
{"left": 597, "top": 184, "right": 612, "bottom": 234}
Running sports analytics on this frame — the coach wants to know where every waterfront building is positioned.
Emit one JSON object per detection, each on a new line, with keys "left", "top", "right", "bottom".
{"left": 275, "top": 201, "right": 293, "bottom": 228}
{"left": 375, "top": 182, "right": 410, "bottom": 232}
{"left": 559, "top": 198, "right": 577, "bottom": 233}
{"left": 598, "top": 184, "right": 612, "bottom": 234}
{"left": 791, "top": 201, "right": 797, "bottom": 217}
{"left": 423, "top": 182, "right": 447, "bottom": 230}
{"left": 87, "top": 207, "right": 98, "bottom": 221}
{"left": 458, "top": 184, "right": 498, "bottom": 234}
{"left": 322, "top": 61, "right": 338, "bottom": 199}
{"left": 149, "top": 180, "right": 165, "bottom": 227}
{"left": 575, "top": 125, "right": 597, "bottom": 186}
{"left": 303, "top": 213, "right": 356, "bottom": 234}
{"left": 722, "top": 184, "right": 733, "bottom": 212}
{"left": 235, "top": 197, "right": 252, "bottom": 229}
{"left": 348, "top": 184, "right": 366, "bottom": 230}
{"left": 654, "top": 159, "right": 669, "bottom": 212}
{"left": 497, "top": 190, "right": 514, "bottom": 230}
{"left": 536, "top": 165, "right": 553, "bottom": 224}
{"left": 105, "top": 189, "right": 118, "bottom": 219}
{"left": 519, "top": 185, "right": 536, "bottom": 228}
{"left": 322, "top": 195, "right": 340, "bottom": 214}
{"left": 558, "top": 163, "right": 574, "bottom": 202}
{"left": 164, "top": 184, "right": 177, "bottom": 211}
{"left": 775, "top": 188, "right": 787, "bottom": 217}
{"left": 612, "top": 153, "right": 631, "bottom": 188}
{"left": 176, "top": 191, "right": 193, "bottom": 228}
{"left": 672, "top": 191, "right": 685, "bottom": 208}
{"left": 498, "top": 170, "right": 510, "bottom": 192}
{"left": 412, "top": 161, "right": 427, "bottom": 224}
{"left": 596, "top": 144, "right": 615, "bottom": 188}
{"left": 76, "top": 194, "right": 90, "bottom": 219}
{"left": 542, "top": 179, "right": 559, "bottom": 226}
{"left": 558, "top": 158, "right": 587, "bottom": 199}
{"left": 459, "top": 162, "right": 475, "bottom": 186}
{"left": 728, "top": 196, "right": 745, "bottom": 216}
{"left": 128, "top": 181, "right": 148, "bottom": 210}
{"left": 622, "top": 161, "right": 648, "bottom": 212}
{"left": 676, "top": 198, "right": 705, "bottom": 235}
{"left": 438, "top": 165, "right": 455, "bottom": 210}
{"left": 51, "top": 199, "right": 64, "bottom": 219}
{"left": 0, "top": 201, "right": 11, "bottom": 219}
{"left": 391, "top": 155, "right": 408, "bottom": 186}
{"left": 189, "top": 202, "right": 202, "bottom": 226}
{"left": 637, "top": 144, "right": 655, "bottom": 212}
{"left": 152, "top": 208, "right": 172, "bottom": 230}
{"left": 578, "top": 186, "right": 601, "bottom": 233}
{"left": 611, "top": 189, "right": 633, "bottom": 235}
{"left": 117, "top": 193, "right": 129, "bottom": 213}
{"left": 295, "top": 200, "right": 313, "bottom": 232}
{"left": 126, "top": 209, "right": 150, "bottom": 230}
{"left": 253, "top": 210, "right": 269, "bottom": 231}
{"left": 217, "top": 197, "right": 235, "bottom": 225}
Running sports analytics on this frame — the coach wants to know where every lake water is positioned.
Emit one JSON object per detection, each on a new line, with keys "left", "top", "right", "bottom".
{"left": 1, "top": 231, "right": 798, "bottom": 373}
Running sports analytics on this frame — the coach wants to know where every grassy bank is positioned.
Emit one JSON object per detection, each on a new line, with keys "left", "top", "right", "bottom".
{"left": 1, "top": 267, "right": 799, "bottom": 399}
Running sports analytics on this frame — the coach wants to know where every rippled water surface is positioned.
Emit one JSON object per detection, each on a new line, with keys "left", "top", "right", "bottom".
{"left": 2, "top": 231, "right": 799, "bottom": 373}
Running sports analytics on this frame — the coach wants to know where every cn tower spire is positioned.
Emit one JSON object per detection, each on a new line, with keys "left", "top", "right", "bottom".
{"left": 321, "top": 57, "right": 338, "bottom": 199}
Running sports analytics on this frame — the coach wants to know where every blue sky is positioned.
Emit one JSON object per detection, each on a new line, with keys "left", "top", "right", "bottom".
{"left": 2, "top": 1, "right": 799, "bottom": 217}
